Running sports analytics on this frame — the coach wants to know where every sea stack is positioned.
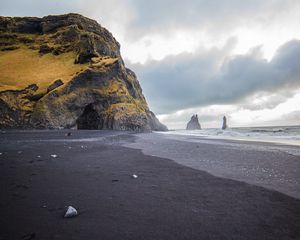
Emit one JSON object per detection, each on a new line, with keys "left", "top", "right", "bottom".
{"left": 0, "top": 14, "right": 167, "bottom": 132}
{"left": 186, "top": 114, "right": 201, "bottom": 130}
{"left": 222, "top": 116, "right": 227, "bottom": 130}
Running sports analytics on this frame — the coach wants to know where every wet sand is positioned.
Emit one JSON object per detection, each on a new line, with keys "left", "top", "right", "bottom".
{"left": 0, "top": 130, "right": 299, "bottom": 240}
{"left": 126, "top": 132, "right": 300, "bottom": 199}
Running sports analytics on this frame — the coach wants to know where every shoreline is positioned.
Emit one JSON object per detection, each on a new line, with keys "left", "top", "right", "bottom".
{"left": 158, "top": 129, "right": 300, "bottom": 147}
{"left": 126, "top": 132, "right": 300, "bottom": 199}
{"left": 3, "top": 128, "right": 299, "bottom": 146}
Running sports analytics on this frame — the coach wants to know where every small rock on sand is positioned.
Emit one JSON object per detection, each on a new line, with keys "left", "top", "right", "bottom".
{"left": 64, "top": 206, "right": 78, "bottom": 218}
{"left": 132, "top": 174, "right": 138, "bottom": 179}
{"left": 50, "top": 155, "right": 57, "bottom": 158}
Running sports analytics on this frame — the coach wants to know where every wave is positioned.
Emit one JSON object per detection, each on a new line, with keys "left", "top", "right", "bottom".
{"left": 160, "top": 125, "right": 300, "bottom": 146}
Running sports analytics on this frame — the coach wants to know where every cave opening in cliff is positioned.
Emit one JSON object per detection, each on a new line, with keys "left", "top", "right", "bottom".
{"left": 76, "top": 104, "right": 102, "bottom": 129}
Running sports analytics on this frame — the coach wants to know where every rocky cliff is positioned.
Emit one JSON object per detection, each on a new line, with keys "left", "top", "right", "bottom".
{"left": 0, "top": 13, "right": 167, "bottom": 131}
{"left": 186, "top": 114, "right": 201, "bottom": 130}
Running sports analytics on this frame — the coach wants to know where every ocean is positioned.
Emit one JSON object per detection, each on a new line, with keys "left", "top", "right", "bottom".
{"left": 160, "top": 125, "right": 300, "bottom": 146}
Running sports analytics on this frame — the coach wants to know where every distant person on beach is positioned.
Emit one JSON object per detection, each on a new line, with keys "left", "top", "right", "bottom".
{"left": 222, "top": 116, "right": 227, "bottom": 130}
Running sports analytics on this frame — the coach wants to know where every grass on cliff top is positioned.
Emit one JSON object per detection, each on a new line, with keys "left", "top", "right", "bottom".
{"left": 0, "top": 47, "right": 88, "bottom": 92}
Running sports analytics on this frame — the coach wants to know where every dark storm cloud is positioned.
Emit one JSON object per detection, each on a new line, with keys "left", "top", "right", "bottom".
{"left": 130, "top": 40, "right": 300, "bottom": 114}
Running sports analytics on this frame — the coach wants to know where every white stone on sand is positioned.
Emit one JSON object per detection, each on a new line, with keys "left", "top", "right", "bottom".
{"left": 64, "top": 206, "right": 78, "bottom": 218}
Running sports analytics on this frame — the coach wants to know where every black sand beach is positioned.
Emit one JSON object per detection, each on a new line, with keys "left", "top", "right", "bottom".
{"left": 0, "top": 130, "right": 299, "bottom": 240}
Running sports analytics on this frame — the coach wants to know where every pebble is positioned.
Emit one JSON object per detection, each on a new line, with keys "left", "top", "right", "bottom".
{"left": 64, "top": 206, "right": 78, "bottom": 218}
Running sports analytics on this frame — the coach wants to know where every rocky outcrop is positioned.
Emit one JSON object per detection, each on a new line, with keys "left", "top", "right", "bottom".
{"left": 0, "top": 13, "right": 167, "bottom": 131}
{"left": 222, "top": 116, "right": 227, "bottom": 130}
{"left": 47, "top": 79, "right": 64, "bottom": 93}
{"left": 186, "top": 114, "right": 201, "bottom": 130}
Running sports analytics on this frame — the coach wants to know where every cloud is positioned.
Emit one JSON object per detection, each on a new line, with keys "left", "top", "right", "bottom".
{"left": 240, "top": 91, "right": 294, "bottom": 111}
{"left": 157, "top": 92, "right": 300, "bottom": 129}
{"left": 1, "top": 0, "right": 299, "bottom": 127}
{"left": 280, "top": 111, "right": 300, "bottom": 125}
{"left": 1, "top": 0, "right": 300, "bottom": 62}
{"left": 120, "top": 0, "right": 299, "bottom": 40}
{"left": 130, "top": 40, "right": 300, "bottom": 114}
{"left": 0, "top": 0, "right": 81, "bottom": 17}
{"left": 3, "top": 0, "right": 298, "bottom": 43}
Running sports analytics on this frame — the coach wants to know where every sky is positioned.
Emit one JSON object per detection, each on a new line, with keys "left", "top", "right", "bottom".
{"left": 1, "top": 0, "right": 300, "bottom": 129}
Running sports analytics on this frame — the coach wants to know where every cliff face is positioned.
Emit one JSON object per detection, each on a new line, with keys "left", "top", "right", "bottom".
{"left": 0, "top": 13, "right": 167, "bottom": 131}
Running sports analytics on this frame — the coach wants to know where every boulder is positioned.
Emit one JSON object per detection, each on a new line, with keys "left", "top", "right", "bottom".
{"left": 39, "top": 44, "right": 53, "bottom": 54}
{"left": 47, "top": 79, "right": 64, "bottom": 93}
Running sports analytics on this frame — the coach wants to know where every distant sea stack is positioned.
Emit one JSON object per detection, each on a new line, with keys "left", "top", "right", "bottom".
{"left": 186, "top": 114, "right": 201, "bottom": 130}
{"left": 222, "top": 116, "right": 228, "bottom": 130}
{"left": 0, "top": 13, "right": 167, "bottom": 131}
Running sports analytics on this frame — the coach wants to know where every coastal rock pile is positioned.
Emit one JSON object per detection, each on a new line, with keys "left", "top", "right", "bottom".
{"left": 0, "top": 13, "right": 167, "bottom": 131}
{"left": 186, "top": 114, "right": 201, "bottom": 130}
